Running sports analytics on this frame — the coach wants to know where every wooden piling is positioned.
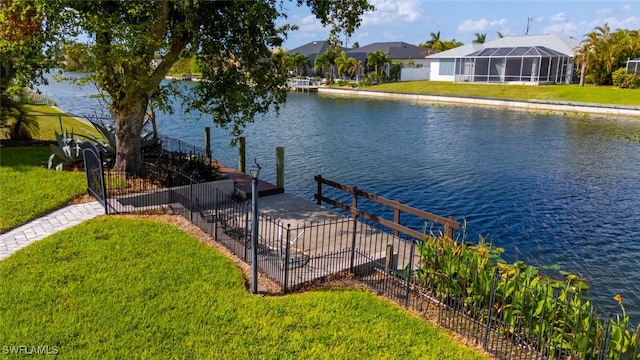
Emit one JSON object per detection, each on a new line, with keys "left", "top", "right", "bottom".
{"left": 276, "top": 146, "right": 284, "bottom": 189}
{"left": 238, "top": 136, "right": 246, "bottom": 173}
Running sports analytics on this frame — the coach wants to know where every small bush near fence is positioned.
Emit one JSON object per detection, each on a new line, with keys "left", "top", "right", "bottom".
{"left": 414, "top": 232, "right": 640, "bottom": 359}
{"left": 613, "top": 68, "right": 640, "bottom": 89}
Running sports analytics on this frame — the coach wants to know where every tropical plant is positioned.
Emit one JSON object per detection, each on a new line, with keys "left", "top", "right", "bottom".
{"left": 334, "top": 50, "right": 357, "bottom": 80}
{"left": 612, "top": 68, "right": 640, "bottom": 89}
{"left": 287, "top": 53, "right": 310, "bottom": 77}
{"left": 418, "top": 31, "right": 463, "bottom": 52}
{"left": 48, "top": 130, "right": 84, "bottom": 170}
{"left": 412, "top": 230, "right": 640, "bottom": 359}
{"left": 576, "top": 24, "right": 640, "bottom": 86}
{"left": 473, "top": 33, "right": 486, "bottom": 44}
{"left": 348, "top": 58, "right": 363, "bottom": 81}
{"left": 367, "top": 49, "right": 389, "bottom": 81}
{"left": 388, "top": 60, "right": 403, "bottom": 82}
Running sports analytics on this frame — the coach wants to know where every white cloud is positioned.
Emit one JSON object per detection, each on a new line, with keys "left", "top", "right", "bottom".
{"left": 362, "top": 0, "right": 424, "bottom": 26}
{"left": 622, "top": 4, "right": 632, "bottom": 12}
{"left": 457, "top": 19, "right": 489, "bottom": 33}
{"left": 489, "top": 19, "right": 508, "bottom": 27}
{"left": 543, "top": 22, "right": 579, "bottom": 36}
{"left": 550, "top": 13, "right": 567, "bottom": 22}
{"left": 287, "top": 15, "right": 328, "bottom": 44}
{"left": 596, "top": 8, "right": 613, "bottom": 17}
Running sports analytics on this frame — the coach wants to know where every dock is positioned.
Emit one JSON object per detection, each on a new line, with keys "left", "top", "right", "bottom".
{"left": 288, "top": 78, "right": 318, "bottom": 92}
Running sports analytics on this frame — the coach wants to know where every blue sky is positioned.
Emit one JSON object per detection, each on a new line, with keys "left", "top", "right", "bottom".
{"left": 280, "top": 0, "right": 640, "bottom": 49}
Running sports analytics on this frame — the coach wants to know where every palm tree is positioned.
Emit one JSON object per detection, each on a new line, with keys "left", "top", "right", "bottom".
{"left": 497, "top": 31, "right": 507, "bottom": 38}
{"left": 473, "top": 33, "right": 486, "bottom": 44}
{"left": 367, "top": 50, "right": 389, "bottom": 79}
{"left": 335, "top": 51, "right": 356, "bottom": 80}
{"left": 289, "top": 53, "right": 310, "bottom": 77}
{"left": 426, "top": 31, "right": 442, "bottom": 49}
{"left": 314, "top": 52, "right": 331, "bottom": 79}
{"left": 348, "top": 59, "right": 363, "bottom": 81}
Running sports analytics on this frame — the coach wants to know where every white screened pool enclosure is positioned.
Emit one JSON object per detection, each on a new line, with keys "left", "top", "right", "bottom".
{"left": 627, "top": 58, "right": 640, "bottom": 74}
{"left": 453, "top": 46, "right": 573, "bottom": 84}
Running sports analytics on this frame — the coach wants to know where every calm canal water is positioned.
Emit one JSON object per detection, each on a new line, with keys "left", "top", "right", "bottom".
{"left": 38, "top": 73, "right": 640, "bottom": 322}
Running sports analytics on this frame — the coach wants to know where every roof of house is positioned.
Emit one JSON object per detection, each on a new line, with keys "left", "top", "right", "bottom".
{"left": 630, "top": 57, "right": 640, "bottom": 62}
{"left": 466, "top": 46, "right": 567, "bottom": 58}
{"left": 284, "top": 40, "right": 348, "bottom": 62}
{"left": 347, "top": 42, "right": 433, "bottom": 61}
{"left": 428, "top": 34, "right": 580, "bottom": 59}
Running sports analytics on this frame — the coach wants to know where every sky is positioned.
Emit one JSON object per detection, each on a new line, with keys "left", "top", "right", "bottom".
{"left": 279, "top": 0, "right": 640, "bottom": 50}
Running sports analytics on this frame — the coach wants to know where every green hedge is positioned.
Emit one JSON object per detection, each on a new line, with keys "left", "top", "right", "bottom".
{"left": 612, "top": 68, "right": 640, "bottom": 89}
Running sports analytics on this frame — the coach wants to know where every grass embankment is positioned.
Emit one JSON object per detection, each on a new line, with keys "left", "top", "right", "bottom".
{"left": 24, "top": 104, "right": 97, "bottom": 140}
{"left": 0, "top": 217, "right": 488, "bottom": 359}
{"left": 365, "top": 82, "right": 640, "bottom": 107}
{"left": 0, "top": 147, "right": 87, "bottom": 232}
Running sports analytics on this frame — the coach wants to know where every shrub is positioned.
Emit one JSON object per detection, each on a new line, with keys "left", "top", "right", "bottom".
{"left": 413, "top": 231, "right": 640, "bottom": 358}
{"left": 48, "top": 130, "right": 83, "bottom": 170}
{"left": 612, "top": 68, "right": 640, "bottom": 89}
{"left": 0, "top": 97, "right": 40, "bottom": 141}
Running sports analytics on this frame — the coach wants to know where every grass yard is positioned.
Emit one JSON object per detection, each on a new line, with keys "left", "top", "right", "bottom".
{"left": 365, "top": 82, "right": 640, "bottom": 107}
{"left": 24, "top": 104, "right": 98, "bottom": 141}
{"left": 0, "top": 217, "right": 488, "bottom": 359}
{"left": 0, "top": 147, "right": 87, "bottom": 232}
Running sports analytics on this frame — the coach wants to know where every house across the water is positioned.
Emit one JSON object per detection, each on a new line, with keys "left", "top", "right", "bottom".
{"left": 428, "top": 34, "right": 580, "bottom": 85}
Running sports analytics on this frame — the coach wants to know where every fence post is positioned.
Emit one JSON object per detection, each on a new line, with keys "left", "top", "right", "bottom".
{"left": 385, "top": 244, "right": 394, "bottom": 271}
{"left": 238, "top": 137, "right": 246, "bottom": 174}
{"left": 283, "top": 224, "right": 291, "bottom": 294}
{"left": 483, "top": 268, "right": 499, "bottom": 351}
{"left": 393, "top": 199, "right": 400, "bottom": 238}
{"left": 276, "top": 146, "right": 284, "bottom": 189}
{"left": 349, "top": 187, "right": 358, "bottom": 273}
{"left": 244, "top": 202, "right": 250, "bottom": 261}
{"left": 445, "top": 216, "right": 454, "bottom": 239}
{"left": 405, "top": 243, "right": 414, "bottom": 307}
{"left": 189, "top": 177, "right": 194, "bottom": 222}
{"left": 315, "top": 175, "right": 322, "bottom": 205}
{"left": 204, "top": 127, "right": 211, "bottom": 159}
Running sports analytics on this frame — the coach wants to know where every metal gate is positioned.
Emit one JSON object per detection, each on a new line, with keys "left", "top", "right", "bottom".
{"left": 81, "top": 142, "right": 107, "bottom": 214}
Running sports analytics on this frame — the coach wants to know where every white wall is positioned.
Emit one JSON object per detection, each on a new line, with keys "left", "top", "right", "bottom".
{"left": 429, "top": 60, "right": 455, "bottom": 82}
{"left": 401, "top": 67, "right": 430, "bottom": 81}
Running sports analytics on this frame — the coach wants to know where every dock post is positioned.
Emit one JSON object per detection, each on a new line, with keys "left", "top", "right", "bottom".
{"left": 276, "top": 147, "right": 284, "bottom": 189}
{"left": 238, "top": 136, "right": 246, "bottom": 173}
{"left": 204, "top": 127, "right": 211, "bottom": 159}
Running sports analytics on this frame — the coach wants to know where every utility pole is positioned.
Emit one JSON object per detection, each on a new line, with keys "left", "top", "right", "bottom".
{"left": 525, "top": 17, "right": 533, "bottom": 35}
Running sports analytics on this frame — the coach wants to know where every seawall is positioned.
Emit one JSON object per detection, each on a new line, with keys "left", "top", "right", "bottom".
{"left": 317, "top": 87, "right": 640, "bottom": 118}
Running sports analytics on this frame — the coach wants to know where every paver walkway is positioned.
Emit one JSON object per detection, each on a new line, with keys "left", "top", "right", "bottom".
{"left": 0, "top": 201, "right": 105, "bottom": 261}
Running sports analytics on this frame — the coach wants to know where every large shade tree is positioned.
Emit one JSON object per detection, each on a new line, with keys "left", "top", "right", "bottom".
{"left": 1, "top": 0, "right": 373, "bottom": 174}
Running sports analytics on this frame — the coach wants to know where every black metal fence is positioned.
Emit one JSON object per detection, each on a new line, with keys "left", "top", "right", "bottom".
{"left": 95, "top": 139, "right": 639, "bottom": 359}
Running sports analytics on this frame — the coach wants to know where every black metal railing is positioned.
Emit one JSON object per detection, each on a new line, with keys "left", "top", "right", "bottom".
{"left": 96, "top": 153, "right": 639, "bottom": 359}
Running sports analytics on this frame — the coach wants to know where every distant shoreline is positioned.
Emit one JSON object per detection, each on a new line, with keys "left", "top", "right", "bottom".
{"left": 317, "top": 87, "right": 640, "bottom": 118}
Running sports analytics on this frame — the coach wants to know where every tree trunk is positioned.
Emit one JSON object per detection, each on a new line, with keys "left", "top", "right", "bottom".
{"left": 579, "top": 60, "right": 586, "bottom": 87}
{"left": 113, "top": 99, "right": 147, "bottom": 176}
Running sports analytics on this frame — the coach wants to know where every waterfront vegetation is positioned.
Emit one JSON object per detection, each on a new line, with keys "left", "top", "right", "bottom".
{"left": 415, "top": 234, "right": 640, "bottom": 359}
{"left": 365, "top": 82, "right": 640, "bottom": 106}
{"left": 0, "top": 218, "right": 488, "bottom": 359}
{"left": 0, "top": 146, "right": 86, "bottom": 232}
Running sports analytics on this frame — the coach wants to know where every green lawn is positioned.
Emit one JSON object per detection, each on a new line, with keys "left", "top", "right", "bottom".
{"left": 25, "top": 104, "right": 98, "bottom": 140}
{"left": 0, "top": 147, "right": 87, "bottom": 232}
{"left": 0, "top": 217, "right": 488, "bottom": 359}
{"left": 364, "top": 82, "right": 640, "bottom": 107}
